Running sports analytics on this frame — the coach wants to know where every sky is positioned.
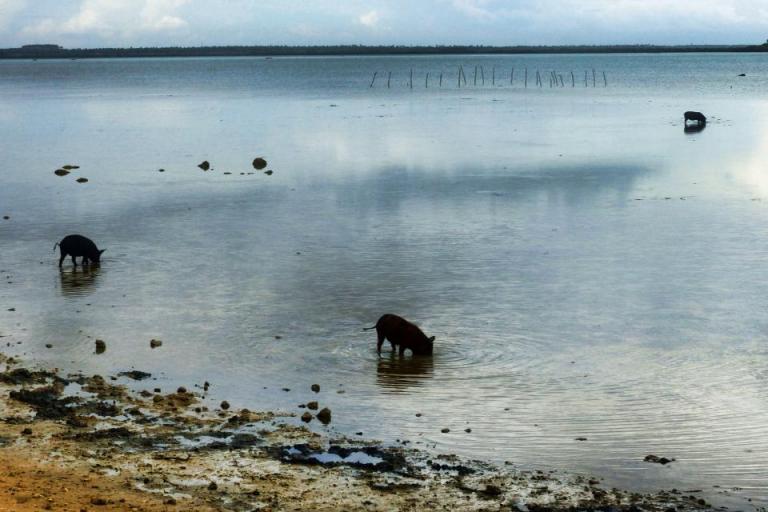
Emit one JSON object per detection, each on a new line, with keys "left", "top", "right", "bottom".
{"left": 0, "top": 0, "right": 767, "bottom": 48}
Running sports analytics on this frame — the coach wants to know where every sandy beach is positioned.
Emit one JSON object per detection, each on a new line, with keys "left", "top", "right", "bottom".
{"left": 0, "top": 349, "right": 720, "bottom": 512}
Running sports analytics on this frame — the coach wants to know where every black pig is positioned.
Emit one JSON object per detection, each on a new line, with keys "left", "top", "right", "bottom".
{"left": 364, "top": 314, "right": 435, "bottom": 356}
{"left": 54, "top": 234, "right": 105, "bottom": 267}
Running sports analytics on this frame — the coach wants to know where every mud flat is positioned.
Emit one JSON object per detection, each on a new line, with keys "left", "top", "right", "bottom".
{"left": 0, "top": 352, "right": 715, "bottom": 512}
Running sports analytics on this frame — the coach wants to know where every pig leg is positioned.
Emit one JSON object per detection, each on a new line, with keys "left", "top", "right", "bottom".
{"left": 59, "top": 251, "right": 66, "bottom": 268}
{"left": 71, "top": 255, "right": 78, "bottom": 266}
{"left": 398, "top": 344, "right": 406, "bottom": 357}
{"left": 376, "top": 329, "right": 385, "bottom": 354}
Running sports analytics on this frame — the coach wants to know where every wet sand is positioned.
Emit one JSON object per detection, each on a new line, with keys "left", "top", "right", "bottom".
{"left": 0, "top": 351, "right": 717, "bottom": 512}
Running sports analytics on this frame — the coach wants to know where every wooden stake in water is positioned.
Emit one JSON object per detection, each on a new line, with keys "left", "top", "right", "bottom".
{"left": 474, "top": 66, "right": 478, "bottom": 86}
{"left": 559, "top": 74, "right": 564, "bottom": 87}
{"left": 439, "top": 72, "right": 443, "bottom": 88}
{"left": 410, "top": 68, "right": 413, "bottom": 90}
{"left": 584, "top": 70, "right": 588, "bottom": 87}
{"left": 481, "top": 66, "right": 485, "bottom": 85}
{"left": 369, "top": 71, "right": 378, "bottom": 88}
{"left": 492, "top": 66, "right": 495, "bottom": 86}
{"left": 603, "top": 71, "right": 607, "bottom": 87}
{"left": 524, "top": 67, "right": 528, "bottom": 88}
{"left": 592, "top": 68, "right": 596, "bottom": 87}
{"left": 387, "top": 71, "right": 391, "bottom": 88}
{"left": 426, "top": 72, "right": 429, "bottom": 88}
{"left": 571, "top": 71, "right": 575, "bottom": 87}
{"left": 511, "top": 68, "right": 514, "bottom": 85}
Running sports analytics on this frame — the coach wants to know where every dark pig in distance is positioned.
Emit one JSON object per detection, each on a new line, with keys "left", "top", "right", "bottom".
{"left": 684, "top": 111, "right": 706, "bottom": 125}
{"left": 54, "top": 234, "right": 106, "bottom": 267}
{"left": 364, "top": 314, "right": 435, "bottom": 356}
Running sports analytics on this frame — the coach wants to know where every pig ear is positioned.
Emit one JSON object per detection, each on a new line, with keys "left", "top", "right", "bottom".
{"left": 99, "top": 249, "right": 106, "bottom": 254}
{"left": 428, "top": 336, "right": 435, "bottom": 342}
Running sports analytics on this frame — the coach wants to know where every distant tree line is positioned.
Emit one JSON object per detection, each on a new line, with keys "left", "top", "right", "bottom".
{"left": 1, "top": 43, "right": 767, "bottom": 59}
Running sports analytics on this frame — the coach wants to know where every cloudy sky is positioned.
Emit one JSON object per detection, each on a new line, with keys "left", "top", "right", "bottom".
{"left": 1, "top": 0, "right": 767, "bottom": 48}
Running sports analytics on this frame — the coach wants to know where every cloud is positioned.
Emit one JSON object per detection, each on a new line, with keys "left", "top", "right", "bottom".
{"left": 358, "top": 10, "right": 380, "bottom": 28}
{"left": 451, "top": 0, "right": 496, "bottom": 20}
{"left": 0, "top": 0, "right": 26, "bottom": 29}
{"left": 22, "top": 0, "right": 189, "bottom": 40}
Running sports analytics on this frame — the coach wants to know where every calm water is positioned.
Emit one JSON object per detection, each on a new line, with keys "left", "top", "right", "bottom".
{"left": 1, "top": 53, "right": 768, "bottom": 507}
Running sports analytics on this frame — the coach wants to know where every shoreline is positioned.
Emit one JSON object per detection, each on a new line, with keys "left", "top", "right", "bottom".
{"left": 0, "top": 350, "right": 719, "bottom": 511}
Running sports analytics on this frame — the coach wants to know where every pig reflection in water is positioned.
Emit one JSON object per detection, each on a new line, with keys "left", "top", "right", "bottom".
{"left": 376, "top": 354, "right": 434, "bottom": 392}
{"left": 58, "top": 266, "right": 100, "bottom": 297}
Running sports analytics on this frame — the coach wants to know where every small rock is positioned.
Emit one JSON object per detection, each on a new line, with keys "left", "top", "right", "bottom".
{"left": 207, "top": 481, "right": 218, "bottom": 491}
{"left": 45, "top": 344, "right": 52, "bottom": 348}
{"left": 252, "top": 157, "right": 268, "bottom": 170}
{"left": 316, "top": 407, "right": 331, "bottom": 424}
{"left": 54, "top": 169, "right": 70, "bottom": 176}
{"left": 264, "top": 170, "right": 273, "bottom": 176}
{"left": 150, "top": 339, "right": 162, "bottom": 348}
{"left": 203, "top": 381, "right": 210, "bottom": 391}
{"left": 198, "top": 161, "right": 210, "bottom": 171}
{"left": 575, "top": 437, "right": 588, "bottom": 441}
{"left": 76, "top": 177, "right": 89, "bottom": 183}
{"left": 441, "top": 428, "right": 450, "bottom": 433}
{"left": 62, "top": 165, "right": 79, "bottom": 170}
{"left": 95, "top": 339, "right": 106, "bottom": 354}
{"left": 220, "top": 400, "right": 230, "bottom": 410}
{"left": 644, "top": 454, "right": 675, "bottom": 465}
{"left": 158, "top": 168, "right": 165, "bottom": 172}
{"left": 21, "top": 427, "right": 32, "bottom": 436}
{"left": 301, "top": 412, "right": 313, "bottom": 423}
{"left": 415, "top": 413, "right": 422, "bottom": 417}
{"left": 311, "top": 384, "right": 320, "bottom": 393}
{"left": 90, "top": 497, "right": 108, "bottom": 505}
{"left": 2, "top": 216, "right": 8, "bottom": 220}
{"left": 282, "top": 387, "right": 290, "bottom": 392}
{"left": 464, "top": 428, "right": 472, "bottom": 433}
{"left": 177, "top": 386, "right": 187, "bottom": 394}
{"left": 307, "top": 401, "right": 318, "bottom": 410}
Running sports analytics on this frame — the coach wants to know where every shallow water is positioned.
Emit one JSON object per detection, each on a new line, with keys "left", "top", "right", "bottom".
{"left": 1, "top": 53, "right": 768, "bottom": 507}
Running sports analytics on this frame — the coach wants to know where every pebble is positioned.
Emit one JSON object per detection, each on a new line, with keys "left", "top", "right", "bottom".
{"left": 316, "top": 407, "right": 332, "bottom": 424}
{"left": 441, "top": 428, "right": 450, "bottom": 434}
{"left": 307, "top": 401, "right": 318, "bottom": 410}
{"left": 177, "top": 387, "right": 187, "bottom": 394}
{"left": 198, "top": 161, "right": 210, "bottom": 171}
{"left": 264, "top": 170, "right": 273, "bottom": 176}
{"left": 220, "top": 400, "right": 230, "bottom": 410}
{"left": 464, "top": 428, "right": 472, "bottom": 433}
{"left": 45, "top": 344, "right": 52, "bottom": 348}
{"left": 76, "top": 177, "right": 89, "bottom": 183}
{"left": 54, "top": 169, "right": 70, "bottom": 176}
{"left": 95, "top": 339, "right": 106, "bottom": 354}
{"left": 252, "top": 157, "right": 267, "bottom": 170}
{"left": 203, "top": 381, "right": 210, "bottom": 391}
{"left": 208, "top": 481, "right": 218, "bottom": 491}
{"left": 311, "top": 384, "right": 320, "bottom": 393}
{"left": 150, "top": 339, "right": 162, "bottom": 348}
{"left": 158, "top": 168, "right": 165, "bottom": 172}
{"left": 301, "top": 412, "right": 313, "bottom": 423}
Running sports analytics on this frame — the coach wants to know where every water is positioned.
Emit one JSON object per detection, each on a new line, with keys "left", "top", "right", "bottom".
{"left": 1, "top": 53, "right": 768, "bottom": 507}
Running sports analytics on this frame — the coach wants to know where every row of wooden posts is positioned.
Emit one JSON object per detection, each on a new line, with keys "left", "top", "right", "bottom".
{"left": 369, "top": 66, "right": 608, "bottom": 89}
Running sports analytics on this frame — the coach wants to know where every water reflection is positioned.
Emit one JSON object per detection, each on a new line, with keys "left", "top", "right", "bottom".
{"left": 376, "top": 354, "right": 434, "bottom": 392}
{"left": 58, "top": 266, "right": 100, "bottom": 297}
{"left": 684, "top": 124, "right": 706, "bottom": 134}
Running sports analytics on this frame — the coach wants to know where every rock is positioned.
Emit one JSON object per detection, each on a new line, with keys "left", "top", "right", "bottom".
{"left": 644, "top": 454, "right": 675, "bottom": 465}
{"left": 158, "top": 168, "right": 165, "bottom": 172}
{"left": 95, "top": 339, "right": 106, "bottom": 354}
{"left": 208, "top": 481, "right": 218, "bottom": 490}
{"left": 223, "top": 172, "right": 231, "bottom": 175}
{"left": 264, "top": 170, "right": 273, "bottom": 176}
{"left": 738, "top": 73, "right": 746, "bottom": 76}
{"left": 465, "top": 428, "right": 472, "bottom": 433}
{"left": 117, "top": 370, "right": 151, "bottom": 381}
{"left": 76, "top": 177, "right": 88, "bottom": 183}
{"left": 54, "top": 169, "right": 70, "bottom": 176}
{"left": 301, "top": 412, "right": 313, "bottom": 423}
{"left": 316, "top": 407, "right": 332, "bottom": 424}
{"left": 62, "top": 165, "right": 79, "bottom": 170}
{"left": 575, "top": 437, "right": 588, "bottom": 441}
{"left": 198, "top": 161, "right": 210, "bottom": 171}
{"left": 45, "top": 344, "right": 52, "bottom": 348}
{"left": 2, "top": 216, "right": 8, "bottom": 220}
{"left": 307, "top": 401, "right": 318, "bottom": 410}
{"left": 91, "top": 497, "right": 108, "bottom": 505}
{"left": 220, "top": 400, "right": 230, "bottom": 410}
{"left": 150, "top": 339, "right": 162, "bottom": 348}
{"left": 252, "top": 157, "right": 267, "bottom": 170}
{"left": 203, "top": 381, "right": 210, "bottom": 391}
{"left": 177, "top": 386, "right": 187, "bottom": 394}
{"left": 21, "top": 427, "right": 32, "bottom": 436}
{"left": 311, "top": 384, "right": 320, "bottom": 393}
{"left": 441, "top": 428, "right": 450, "bottom": 433}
